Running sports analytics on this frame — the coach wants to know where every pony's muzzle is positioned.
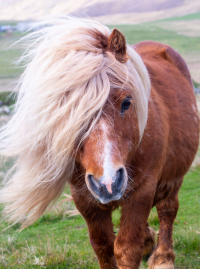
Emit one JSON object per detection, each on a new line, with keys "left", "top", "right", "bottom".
{"left": 86, "top": 167, "right": 127, "bottom": 204}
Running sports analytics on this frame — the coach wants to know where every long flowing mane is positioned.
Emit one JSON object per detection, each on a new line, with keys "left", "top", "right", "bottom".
{"left": 0, "top": 16, "right": 150, "bottom": 227}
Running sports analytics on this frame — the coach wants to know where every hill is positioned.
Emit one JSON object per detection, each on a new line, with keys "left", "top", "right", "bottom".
{"left": 1, "top": 0, "right": 200, "bottom": 24}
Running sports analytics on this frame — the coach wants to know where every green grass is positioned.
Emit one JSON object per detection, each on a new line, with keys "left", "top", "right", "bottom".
{"left": 0, "top": 187, "right": 98, "bottom": 268}
{"left": 0, "top": 165, "right": 199, "bottom": 268}
{"left": 157, "top": 12, "right": 200, "bottom": 22}
{"left": 0, "top": 215, "right": 98, "bottom": 268}
{"left": 0, "top": 49, "right": 23, "bottom": 78}
{"left": 0, "top": 33, "right": 24, "bottom": 79}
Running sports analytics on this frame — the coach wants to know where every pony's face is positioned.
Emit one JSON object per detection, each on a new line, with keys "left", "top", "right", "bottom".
{"left": 78, "top": 89, "right": 140, "bottom": 204}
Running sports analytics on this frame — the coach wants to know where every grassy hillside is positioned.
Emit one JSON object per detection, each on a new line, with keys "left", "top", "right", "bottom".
{"left": 1, "top": 13, "right": 200, "bottom": 83}
{"left": 158, "top": 11, "right": 200, "bottom": 21}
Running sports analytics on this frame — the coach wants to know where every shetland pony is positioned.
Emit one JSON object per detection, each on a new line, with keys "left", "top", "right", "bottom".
{"left": 0, "top": 17, "right": 199, "bottom": 269}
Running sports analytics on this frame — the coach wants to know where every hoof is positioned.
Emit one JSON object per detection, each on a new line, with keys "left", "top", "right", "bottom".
{"left": 151, "top": 261, "right": 174, "bottom": 269}
{"left": 143, "top": 226, "right": 156, "bottom": 261}
{"left": 147, "top": 254, "right": 174, "bottom": 269}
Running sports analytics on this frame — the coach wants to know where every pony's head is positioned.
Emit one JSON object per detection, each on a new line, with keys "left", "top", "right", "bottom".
{"left": 0, "top": 16, "right": 150, "bottom": 226}
{"left": 79, "top": 92, "right": 138, "bottom": 204}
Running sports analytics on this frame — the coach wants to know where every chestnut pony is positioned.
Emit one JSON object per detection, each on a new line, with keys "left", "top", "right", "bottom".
{"left": 0, "top": 17, "right": 199, "bottom": 269}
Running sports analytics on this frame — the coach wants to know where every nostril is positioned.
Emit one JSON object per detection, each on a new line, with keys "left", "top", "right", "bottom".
{"left": 87, "top": 174, "right": 100, "bottom": 195}
{"left": 87, "top": 174, "right": 93, "bottom": 183}
{"left": 117, "top": 168, "right": 124, "bottom": 179}
{"left": 116, "top": 168, "right": 125, "bottom": 190}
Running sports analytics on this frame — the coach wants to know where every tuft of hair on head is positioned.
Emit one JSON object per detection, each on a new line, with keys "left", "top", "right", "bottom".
{"left": 0, "top": 16, "right": 150, "bottom": 228}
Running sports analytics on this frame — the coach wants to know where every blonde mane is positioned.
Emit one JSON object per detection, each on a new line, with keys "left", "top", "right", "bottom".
{"left": 0, "top": 16, "right": 150, "bottom": 227}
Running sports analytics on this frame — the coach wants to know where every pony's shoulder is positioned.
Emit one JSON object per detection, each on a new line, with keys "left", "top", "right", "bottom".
{"left": 133, "top": 41, "right": 192, "bottom": 86}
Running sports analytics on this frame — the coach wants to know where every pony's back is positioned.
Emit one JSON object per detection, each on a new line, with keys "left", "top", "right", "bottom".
{"left": 135, "top": 41, "right": 199, "bottom": 204}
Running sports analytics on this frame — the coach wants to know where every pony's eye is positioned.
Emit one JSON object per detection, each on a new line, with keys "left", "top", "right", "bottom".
{"left": 121, "top": 97, "right": 131, "bottom": 115}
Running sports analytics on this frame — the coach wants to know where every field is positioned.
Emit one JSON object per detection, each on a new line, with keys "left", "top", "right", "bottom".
{"left": 0, "top": 12, "right": 200, "bottom": 269}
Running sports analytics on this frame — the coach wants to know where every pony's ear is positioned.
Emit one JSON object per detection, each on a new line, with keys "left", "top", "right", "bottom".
{"left": 107, "top": 28, "right": 128, "bottom": 63}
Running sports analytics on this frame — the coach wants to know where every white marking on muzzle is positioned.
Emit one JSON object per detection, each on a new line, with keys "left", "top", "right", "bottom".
{"left": 99, "top": 121, "right": 115, "bottom": 193}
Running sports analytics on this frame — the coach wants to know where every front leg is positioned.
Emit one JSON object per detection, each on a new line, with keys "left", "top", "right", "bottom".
{"left": 70, "top": 185, "right": 117, "bottom": 269}
{"left": 114, "top": 187, "right": 155, "bottom": 269}
{"left": 87, "top": 208, "right": 117, "bottom": 269}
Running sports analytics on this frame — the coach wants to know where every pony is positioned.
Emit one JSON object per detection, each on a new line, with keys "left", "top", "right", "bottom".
{"left": 0, "top": 16, "right": 199, "bottom": 269}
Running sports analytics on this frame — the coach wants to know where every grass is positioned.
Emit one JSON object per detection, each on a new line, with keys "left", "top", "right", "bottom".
{"left": 157, "top": 12, "right": 200, "bottom": 22}
{"left": 0, "top": 49, "right": 23, "bottom": 79}
{"left": 0, "top": 181, "right": 98, "bottom": 268}
{"left": 0, "top": 215, "right": 98, "bottom": 268}
{"left": 0, "top": 33, "right": 24, "bottom": 79}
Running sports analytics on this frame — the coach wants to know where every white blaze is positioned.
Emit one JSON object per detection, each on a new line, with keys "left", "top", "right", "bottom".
{"left": 99, "top": 121, "right": 115, "bottom": 193}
